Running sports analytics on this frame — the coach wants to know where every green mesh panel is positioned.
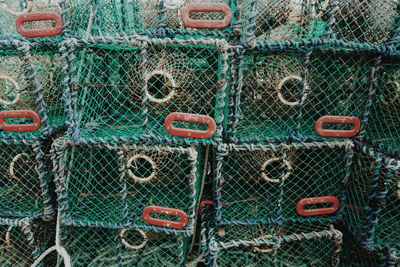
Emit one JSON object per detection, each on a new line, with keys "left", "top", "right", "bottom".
{"left": 0, "top": 0, "right": 61, "bottom": 38}
{"left": 58, "top": 225, "right": 190, "bottom": 266}
{"left": 229, "top": 49, "right": 306, "bottom": 142}
{"left": 0, "top": 218, "right": 54, "bottom": 267}
{"left": 31, "top": 45, "right": 66, "bottom": 133}
{"left": 229, "top": 48, "right": 373, "bottom": 142}
{"left": 214, "top": 142, "right": 352, "bottom": 225}
{"left": 339, "top": 229, "right": 391, "bottom": 267}
{"left": 366, "top": 56, "right": 400, "bottom": 154}
{"left": 0, "top": 140, "right": 53, "bottom": 218}
{"left": 54, "top": 138, "right": 204, "bottom": 230}
{"left": 344, "top": 145, "right": 400, "bottom": 249}
{"left": 240, "top": 0, "right": 330, "bottom": 43}
{"left": 208, "top": 223, "right": 342, "bottom": 266}
{"left": 331, "top": 0, "right": 399, "bottom": 45}
{"left": 66, "top": 39, "right": 227, "bottom": 143}
{"left": 301, "top": 51, "right": 373, "bottom": 140}
{"left": 63, "top": 0, "right": 159, "bottom": 37}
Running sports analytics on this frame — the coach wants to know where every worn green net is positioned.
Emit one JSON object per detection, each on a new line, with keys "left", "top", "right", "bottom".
{"left": 344, "top": 144, "right": 400, "bottom": 250}
{"left": 63, "top": 38, "right": 228, "bottom": 144}
{"left": 228, "top": 47, "right": 374, "bottom": 143}
{"left": 54, "top": 225, "right": 191, "bottom": 266}
{"left": 205, "top": 222, "right": 342, "bottom": 266}
{"left": 213, "top": 141, "right": 353, "bottom": 225}
{"left": 0, "top": 139, "right": 53, "bottom": 219}
{"left": 53, "top": 137, "right": 204, "bottom": 232}
{"left": 366, "top": 55, "right": 400, "bottom": 156}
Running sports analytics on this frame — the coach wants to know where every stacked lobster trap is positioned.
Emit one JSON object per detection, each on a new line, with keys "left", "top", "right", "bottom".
{"left": 0, "top": 0, "right": 400, "bottom": 266}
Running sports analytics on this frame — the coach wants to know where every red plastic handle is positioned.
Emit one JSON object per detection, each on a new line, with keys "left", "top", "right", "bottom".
{"left": 181, "top": 3, "right": 232, "bottom": 29}
{"left": 198, "top": 200, "right": 214, "bottom": 216}
{"left": 296, "top": 196, "right": 340, "bottom": 216}
{"left": 164, "top": 112, "right": 216, "bottom": 139}
{"left": 15, "top": 12, "right": 62, "bottom": 37}
{"left": 0, "top": 110, "right": 41, "bottom": 132}
{"left": 314, "top": 116, "right": 361, "bottom": 138}
{"left": 143, "top": 205, "right": 188, "bottom": 229}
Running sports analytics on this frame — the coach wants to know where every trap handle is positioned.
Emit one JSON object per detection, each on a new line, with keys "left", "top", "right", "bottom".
{"left": 181, "top": 3, "right": 232, "bottom": 29}
{"left": 314, "top": 116, "right": 361, "bottom": 138}
{"left": 296, "top": 196, "right": 340, "bottom": 216}
{"left": 143, "top": 205, "right": 188, "bottom": 229}
{"left": 0, "top": 110, "right": 41, "bottom": 132}
{"left": 165, "top": 112, "right": 216, "bottom": 139}
{"left": 15, "top": 12, "right": 62, "bottom": 37}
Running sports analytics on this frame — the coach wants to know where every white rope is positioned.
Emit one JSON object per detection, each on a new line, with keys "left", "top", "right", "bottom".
{"left": 0, "top": 75, "right": 22, "bottom": 106}
{"left": 5, "top": 226, "right": 12, "bottom": 246}
{"left": 120, "top": 229, "right": 148, "bottom": 250}
{"left": 164, "top": 0, "right": 185, "bottom": 10}
{"left": 288, "top": 0, "right": 303, "bottom": 23}
{"left": 311, "top": 0, "right": 330, "bottom": 19}
{"left": 145, "top": 70, "right": 177, "bottom": 103}
{"left": 252, "top": 234, "right": 273, "bottom": 253}
{"left": 127, "top": 154, "right": 157, "bottom": 183}
{"left": 9, "top": 153, "right": 30, "bottom": 181}
{"left": 261, "top": 157, "right": 292, "bottom": 183}
{"left": 31, "top": 211, "right": 72, "bottom": 267}
{"left": 276, "top": 75, "right": 309, "bottom": 106}
{"left": 0, "top": 0, "right": 32, "bottom": 16}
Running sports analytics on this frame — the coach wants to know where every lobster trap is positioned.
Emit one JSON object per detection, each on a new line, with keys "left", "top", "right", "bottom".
{"left": 0, "top": 39, "right": 64, "bottom": 140}
{"left": 0, "top": 138, "right": 54, "bottom": 220}
{"left": 62, "top": 0, "right": 235, "bottom": 39}
{"left": 62, "top": 37, "right": 229, "bottom": 145}
{"left": 205, "top": 222, "right": 342, "bottom": 266}
{"left": 53, "top": 137, "right": 205, "bottom": 234}
{"left": 53, "top": 224, "right": 191, "bottom": 266}
{"left": 365, "top": 55, "right": 400, "bottom": 157}
{"left": 339, "top": 226, "right": 399, "bottom": 267}
{"left": 0, "top": 0, "right": 63, "bottom": 39}
{"left": 240, "top": 0, "right": 330, "bottom": 44}
{"left": 228, "top": 45, "right": 375, "bottom": 143}
{"left": 344, "top": 143, "right": 400, "bottom": 251}
{"left": 0, "top": 217, "right": 54, "bottom": 266}
{"left": 329, "top": 0, "right": 399, "bottom": 46}
{"left": 212, "top": 141, "right": 353, "bottom": 226}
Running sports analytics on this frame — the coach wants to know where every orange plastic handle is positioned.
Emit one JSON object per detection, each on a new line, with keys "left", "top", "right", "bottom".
{"left": 181, "top": 3, "right": 232, "bottom": 29}
{"left": 15, "top": 12, "right": 62, "bottom": 37}
{"left": 143, "top": 205, "right": 188, "bottom": 229}
{"left": 314, "top": 116, "right": 361, "bottom": 138}
{"left": 0, "top": 110, "right": 41, "bottom": 132}
{"left": 164, "top": 112, "right": 216, "bottom": 139}
{"left": 296, "top": 196, "right": 340, "bottom": 216}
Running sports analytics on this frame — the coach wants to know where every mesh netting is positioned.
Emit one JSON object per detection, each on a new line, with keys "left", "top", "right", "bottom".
{"left": 330, "top": 0, "right": 399, "bottom": 45}
{"left": 240, "top": 0, "right": 330, "bottom": 43}
{"left": 0, "top": 0, "right": 62, "bottom": 38}
{"left": 365, "top": 55, "right": 400, "bottom": 157}
{"left": 344, "top": 144, "right": 400, "bottom": 250}
{"left": 0, "top": 39, "right": 63, "bottom": 140}
{"left": 0, "top": 217, "right": 54, "bottom": 266}
{"left": 206, "top": 222, "right": 342, "bottom": 266}
{"left": 53, "top": 225, "right": 190, "bottom": 266}
{"left": 0, "top": 139, "right": 54, "bottom": 219}
{"left": 213, "top": 141, "right": 353, "bottom": 225}
{"left": 53, "top": 138, "right": 204, "bottom": 233}
{"left": 31, "top": 44, "right": 66, "bottom": 134}
{"left": 63, "top": 38, "right": 227, "bottom": 144}
{"left": 241, "top": 0, "right": 399, "bottom": 45}
{"left": 228, "top": 46, "right": 374, "bottom": 143}
{"left": 62, "top": 0, "right": 235, "bottom": 39}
